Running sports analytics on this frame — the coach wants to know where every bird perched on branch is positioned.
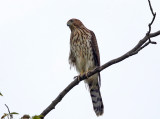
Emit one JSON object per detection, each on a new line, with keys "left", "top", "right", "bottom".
{"left": 67, "top": 18, "right": 104, "bottom": 116}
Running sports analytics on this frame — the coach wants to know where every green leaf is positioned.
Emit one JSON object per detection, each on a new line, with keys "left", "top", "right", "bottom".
{"left": 38, "top": 115, "right": 44, "bottom": 118}
{"left": 32, "top": 115, "right": 43, "bottom": 119}
{"left": 0, "top": 92, "right": 3, "bottom": 96}
{"left": 10, "top": 112, "right": 19, "bottom": 115}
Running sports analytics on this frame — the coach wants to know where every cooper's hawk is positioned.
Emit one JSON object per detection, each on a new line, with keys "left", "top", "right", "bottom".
{"left": 67, "top": 18, "right": 104, "bottom": 116}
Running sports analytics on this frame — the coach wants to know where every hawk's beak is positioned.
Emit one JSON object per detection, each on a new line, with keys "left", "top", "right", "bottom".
{"left": 67, "top": 21, "right": 71, "bottom": 26}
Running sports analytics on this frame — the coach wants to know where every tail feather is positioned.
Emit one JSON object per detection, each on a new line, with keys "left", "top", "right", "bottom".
{"left": 90, "top": 86, "right": 104, "bottom": 116}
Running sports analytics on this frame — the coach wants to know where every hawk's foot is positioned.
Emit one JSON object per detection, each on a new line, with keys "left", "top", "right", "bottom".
{"left": 74, "top": 75, "right": 81, "bottom": 82}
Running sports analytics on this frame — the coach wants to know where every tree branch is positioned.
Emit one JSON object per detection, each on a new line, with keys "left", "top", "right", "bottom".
{"left": 40, "top": 0, "right": 159, "bottom": 118}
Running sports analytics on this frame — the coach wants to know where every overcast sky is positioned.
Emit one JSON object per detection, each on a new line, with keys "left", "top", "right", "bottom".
{"left": 0, "top": 0, "right": 160, "bottom": 119}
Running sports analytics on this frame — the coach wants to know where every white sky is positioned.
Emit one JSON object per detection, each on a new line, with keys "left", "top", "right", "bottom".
{"left": 0, "top": 0, "right": 160, "bottom": 119}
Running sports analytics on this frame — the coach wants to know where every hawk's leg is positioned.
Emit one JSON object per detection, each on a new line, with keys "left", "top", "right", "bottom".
{"left": 85, "top": 69, "right": 91, "bottom": 79}
{"left": 85, "top": 67, "right": 98, "bottom": 79}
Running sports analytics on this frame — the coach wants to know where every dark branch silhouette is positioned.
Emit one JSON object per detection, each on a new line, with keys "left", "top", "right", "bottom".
{"left": 40, "top": 0, "right": 159, "bottom": 118}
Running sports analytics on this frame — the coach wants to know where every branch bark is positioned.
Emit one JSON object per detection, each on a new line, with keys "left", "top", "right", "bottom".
{"left": 40, "top": 0, "right": 159, "bottom": 118}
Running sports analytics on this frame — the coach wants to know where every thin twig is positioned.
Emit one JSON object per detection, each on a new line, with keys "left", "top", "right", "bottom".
{"left": 5, "top": 104, "right": 12, "bottom": 119}
{"left": 148, "top": 0, "right": 155, "bottom": 16}
{"left": 147, "top": 0, "right": 156, "bottom": 43}
{"left": 133, "top": 0, "right": 157, "bottom": 53}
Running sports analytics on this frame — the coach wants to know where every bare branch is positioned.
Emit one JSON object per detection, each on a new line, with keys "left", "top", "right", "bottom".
{"left": 148, "top": 0, "right": 155, "bottom": 16}
{"left": 40, "top": 0, "right": 160, "bottom": 118}
{"left": 147, "top": 0, "right": 156, "bottom": 43}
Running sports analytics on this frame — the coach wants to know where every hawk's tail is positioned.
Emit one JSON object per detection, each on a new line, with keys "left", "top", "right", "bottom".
{"left": 89, "top": 85, "right": 104, "bottom": 116}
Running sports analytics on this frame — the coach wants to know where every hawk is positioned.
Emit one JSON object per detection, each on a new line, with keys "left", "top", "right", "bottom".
{"left": 67, "top": 18, "right": 104, "bottom": 116}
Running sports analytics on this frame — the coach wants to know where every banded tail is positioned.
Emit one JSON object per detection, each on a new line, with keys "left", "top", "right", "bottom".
{"left": 89, "top": 85, "right": 104, "bottom": 116}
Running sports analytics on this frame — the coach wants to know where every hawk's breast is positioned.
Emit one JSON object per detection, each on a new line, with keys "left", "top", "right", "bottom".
{"left": 70, "top": 29, "right": 95, "bottom": 73}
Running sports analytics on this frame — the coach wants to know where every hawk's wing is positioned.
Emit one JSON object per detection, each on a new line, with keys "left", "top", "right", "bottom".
{"left": 90, "top": 30, "right": 101, "bottom": 86}
{"left": 90, "top": 30, "right": 100, "bottom": 66}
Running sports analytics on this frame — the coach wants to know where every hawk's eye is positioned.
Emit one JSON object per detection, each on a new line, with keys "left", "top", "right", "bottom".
{"left": 70, "top": 19, "right": 73, "bottom": 22}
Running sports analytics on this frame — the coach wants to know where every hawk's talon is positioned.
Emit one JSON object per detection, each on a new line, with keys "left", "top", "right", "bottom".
{"left": 74, "top": 75, "right": 81, "bottom": 82}
{"left": 85, "top": 72, "right": 89, "bottom": 79}
{"left": 74, "top": 76, "right": 78, "bottom": 80}
{"left": 93, "top": 67, "right": 97, "bottom": 71}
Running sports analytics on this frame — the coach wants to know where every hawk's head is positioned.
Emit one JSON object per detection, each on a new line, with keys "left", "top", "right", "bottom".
{"left": 67, "top": 18, "right": 84, "bottom": 31}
